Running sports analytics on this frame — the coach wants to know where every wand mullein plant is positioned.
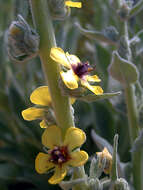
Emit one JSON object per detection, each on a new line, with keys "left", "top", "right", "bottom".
{"left": 6, "top": 0, "right": 143, "bottom": 190}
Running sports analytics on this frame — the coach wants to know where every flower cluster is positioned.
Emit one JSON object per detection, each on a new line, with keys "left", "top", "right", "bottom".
{"left": 22, "top": 92, "right": 88, "bottom": 184}
{"left": 21, "top": 1, "right": 105, "bottom": 185}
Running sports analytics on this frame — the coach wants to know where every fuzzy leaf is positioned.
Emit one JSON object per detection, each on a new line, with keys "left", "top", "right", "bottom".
{"left": 91, "top": 129, "right": 113, "bottom": 153}
{"left": 76, "top": 23, "right": 119, "bottom": 45}
{"left": 0, "top": 163, "right": 20, "bottom": 180}
{"left": 108, "top": 51, "right": 139, "bottom": 85}
{"left": 0, "top": 90, "right": 10, "bottom": 112}
{"left": 78, "top": 92, "right": 121, "bottom": 102}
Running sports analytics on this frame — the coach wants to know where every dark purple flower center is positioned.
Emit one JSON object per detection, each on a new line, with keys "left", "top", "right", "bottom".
{"left": 49, "top": 146, "right": 70, "bottom": 165}
{"left": 71, "top": 62, "right": 93, "bottom": 78}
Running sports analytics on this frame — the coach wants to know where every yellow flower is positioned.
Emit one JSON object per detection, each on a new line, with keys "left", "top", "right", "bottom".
{"left": 35, "top": 125, "right": 88, "bottom": 184}
{"left": 65, "top": 1, "right": 82, "bottom": 8}
{"left": 22, "top": 86, "right": 53, "bottom": 128}
{"left": 50, "top": 47, "right": 103, "bottom": 95}
{"left": 96, "top": 147, "right": 112, "bottom": 174}
{"left": 22, "top": 86, "right": 75, "bottom": 128}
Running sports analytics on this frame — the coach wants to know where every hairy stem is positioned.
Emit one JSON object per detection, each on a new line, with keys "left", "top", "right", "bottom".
{"left": 123, "top": 21, "right": 142, "bottom": 190}
{"left": 30, "top": 0, "right": 74, "bottom": 136}
{"left": 30, "top": 1, "right": 88, "bottom": 190}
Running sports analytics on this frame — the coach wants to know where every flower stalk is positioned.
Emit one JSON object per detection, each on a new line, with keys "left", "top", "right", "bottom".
{"left": 122, "top": 21, "right": 142, "bottom": 190}
{"left": 29, "top": 0, "right": 88, "bottom": 189}
{"left": 29, "top": 0, "right": 74, "bottom": 136}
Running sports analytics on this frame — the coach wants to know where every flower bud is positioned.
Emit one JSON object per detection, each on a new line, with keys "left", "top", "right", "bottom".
{"left": 48, "top": 0, "right": 70, "bottom": 20}
{"left": 89, "top": 178, "right": 103, "bottom": 190}
{"left": 117, "top": 3, "right": 130, "bottom": 20}
{"left": 96, "top": 147, "right": 112, "bottom": 174}
{"left": 8, "top": 15, "right": 39, "bottom": 63}
{"left": 114, "top": 178, "right": 130, "bottom": 190}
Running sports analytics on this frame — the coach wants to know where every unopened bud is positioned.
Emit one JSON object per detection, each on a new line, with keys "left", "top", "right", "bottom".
{"left": 48, "top": 0, "right": 70, "bottom": 20}
{"left": 8, "top": 15, "right": 39, "bottom": 63}
{"left": 89, "top": 178, "right": 103, "bottom": 190}
{"left": 114, "top": 178, "right": 130, "bottom": 190}
{"left": 96, "top": 147, "right": 112, "bottom": 174}
{"left": 117, "top": 3, "right": 130, "bottom": 20}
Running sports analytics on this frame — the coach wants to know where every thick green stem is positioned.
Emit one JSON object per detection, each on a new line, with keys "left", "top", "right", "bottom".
{"left": 124, "top": 85, "right": 142, "bottom": 190}
{"left": 30, "top": 0, "right": 74, "bottom": 136}
{"left": 122, "top": 22, "right": 142, "bottom": 190}
{"left": 30, "top": 1, "right": 88, "bottom": 190}
{"left": 124, "top": 85, "right": 139, "bottom": 143}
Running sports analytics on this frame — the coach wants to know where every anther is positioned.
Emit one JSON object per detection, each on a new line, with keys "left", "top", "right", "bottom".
{"left": 58, "top": 158, "right": 63, "bottom": 163}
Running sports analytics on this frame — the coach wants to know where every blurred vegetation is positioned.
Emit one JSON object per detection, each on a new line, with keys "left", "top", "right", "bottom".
{"left": 0, "top": 0, "right": 143, "bottom": 189}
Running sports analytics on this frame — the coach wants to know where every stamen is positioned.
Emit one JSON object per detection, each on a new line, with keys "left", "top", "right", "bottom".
{"left": 49, "top": 146, "right": 70, "bottom": 165}
{"left": 55, "top": 150, "right": 60, "bottom": 155}
{"left": 71, "top": 61, "right": 93, "bottom": 78}
{"left": 58, "top": 158, "right": 63, "bottom": 163}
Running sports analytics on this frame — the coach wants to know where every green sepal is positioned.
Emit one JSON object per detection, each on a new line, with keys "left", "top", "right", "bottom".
{"left": 76, "top": 23, "right": 119, "bottom": 45}
{"left": 89, "top": 178, "right": 103, "bottom": 190}
{"left": 114, "top": 178, "right": 130, "bottom": 190}
{"left": 108, "top": 51, "right": 139, "bottom": 85}
{"left": 59, "top": 178, "right": 87, "bottom": 190}
{"left": 111, "top": 134, "right": 119, "bottom": 181}
{"left": 89, "top": 157, "right": 106, "bottom": 179}
{"left": 78, "top": 92, "right": 121, "bottom": 102}
{"left": 59, "top": 71, "right": 121, "bottom": 101}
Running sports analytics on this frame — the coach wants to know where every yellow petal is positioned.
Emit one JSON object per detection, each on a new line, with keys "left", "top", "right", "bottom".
{"left": 35, "top": 152, "right": 54, "bottom": 174}
{"left": 40, "top": 120, "right": 48, "bottom": 128}
{"left": 64, "top": 127, "right": 86, "bottom": 151}
{"left": 66, "top": 52, "right": 80, "bottom": 66}
{"left": 65, "top": 1, "right": 82, "bottom": 8}
{"left": 22, "top": 107, "right": 44, "bottom": 121}
{"left": 81, "top": 81, "right": 103, "bottom": 95}
{"left": 50, "top": 47, "right": 71, "bottom": 68}
{"left": 68, "top": 151, "right": 88, "bottom": 167}
{"left": 96, "top": 147, "right": 112, "bottom": 174}
{"left": 60, "top": 70, "right": 78, "bottom": 89}
{"left": 48, "top": 165, "right": 67, "bottom": 184}
{"left": 86, "top": 75, "right": 101, "bottom": 82}
{"left": 30, "top": 86, "right": 51, "bottom": 106}
{"left": 42, "top": 125, "right": 62, "bottom": 149}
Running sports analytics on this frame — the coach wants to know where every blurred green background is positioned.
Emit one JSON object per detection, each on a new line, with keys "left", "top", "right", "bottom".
{"left": 0, "top": 0, "right": 143, "bottom": 189}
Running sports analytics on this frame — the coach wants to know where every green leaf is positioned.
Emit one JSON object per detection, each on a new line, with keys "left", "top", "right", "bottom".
{"left": 0, "top": 90, "right": 10, "bottom": 113}
{"left": 129, "top": 0, "right": 143, "bottom": 18}
{"left": 108, "top": 51, "right": 139, "bottom": 85}
{"left": 78, "top": 92, "right": 121, "bottom": 102}
{"left": 91, "top": 129, "right": 113, "bottom": 152}
{"left": 76, "top": 23, "right": 119, "bottom": 45}
{"left": 0, "top": 147, "right": 30, "bottom": 167}
{"left": 0, "top": 163, "right": 20, "bottom": 180}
